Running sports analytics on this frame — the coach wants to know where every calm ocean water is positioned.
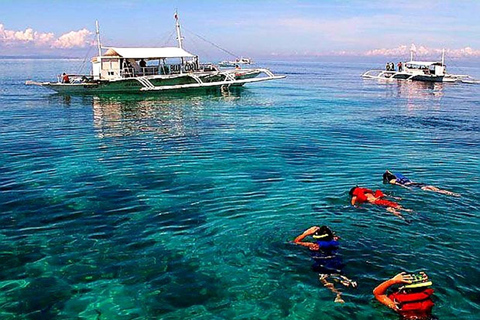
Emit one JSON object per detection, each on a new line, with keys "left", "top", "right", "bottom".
{"left": 0, "top": 58, "right": 479, "bottom": 319}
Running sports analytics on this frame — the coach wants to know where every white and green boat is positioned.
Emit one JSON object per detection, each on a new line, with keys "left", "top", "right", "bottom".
{"left": 27, "top": 14, "right": 284, "bottom": 94}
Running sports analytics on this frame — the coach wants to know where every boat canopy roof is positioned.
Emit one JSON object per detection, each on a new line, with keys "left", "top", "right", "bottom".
{"left": 102, "top": 47, "right": 194, "bottom": 59}
{"left": 406, "top": 61, "right": 443, "bottom": 67}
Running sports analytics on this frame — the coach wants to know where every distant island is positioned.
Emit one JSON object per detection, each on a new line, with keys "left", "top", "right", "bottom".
{"left": 0, "top": 55, "right": 82, "bottom": 59}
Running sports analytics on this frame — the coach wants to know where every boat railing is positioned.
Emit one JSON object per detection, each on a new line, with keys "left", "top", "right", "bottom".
{"left": 140, "top": 67, "right": 159, "bottom": 76}
{"left": 121, "top": 67, "right": 135, "bottom": 78}
{"left": 120, "top": 66, "right": 160, "bottom": 78}
{"left": 118, "top": 63, "right": 219, "bottom": 79}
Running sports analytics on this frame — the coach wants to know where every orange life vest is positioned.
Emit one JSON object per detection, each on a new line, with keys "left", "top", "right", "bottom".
{"left": 388, "top": 288, "right": 434, "bottom": 319}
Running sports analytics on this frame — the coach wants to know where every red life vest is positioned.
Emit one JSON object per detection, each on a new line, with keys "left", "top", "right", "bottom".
{"left": 388, "top": 288, "right": 434, "bottom": 319}
{"left": 352, "top": 187, "right": 373, "bottom": 203}
{"left": 353, "top": 188, "right": 390, "bottom": 204}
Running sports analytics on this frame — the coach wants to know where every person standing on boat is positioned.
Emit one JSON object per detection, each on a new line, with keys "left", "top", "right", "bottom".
{"left": 349, "top": 186, "right": 412, "bottom": 220}
{"left": 383, "top": 170, "right": 460, "bottom": 197}
{"left": 61, "top": 73, "right": 70, "bottom": 83}
{"left": 374, "top": 272, "right": 435, "bottom": 320}
{"left": 293, "top": 226, "right": 357, "bottom": 303}
{"left": 398, "top": 62, "right": 403, "bottom": 71}
{"left": 139, "top": 59, "right": 146, "bottom": 75}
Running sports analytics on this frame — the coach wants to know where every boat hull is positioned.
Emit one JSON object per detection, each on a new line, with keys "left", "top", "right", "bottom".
{"left": 362, "top": 70, "right": 457, "bottom": 83}
{"left": 395, "top": 74, "right": 444, "bottom": 82}
{"left": 32, "top": 70, "right": 270, "bottom": 94}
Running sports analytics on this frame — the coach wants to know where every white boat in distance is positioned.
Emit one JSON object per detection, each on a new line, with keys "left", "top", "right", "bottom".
{"left": 219, "top": 57, "right": 253, "bottom": 67}
{"left": 26, "top": 13, "right": 284, "bottom": 94}
{"left": 362, "top": 46, "right": 473, "bottom": 83}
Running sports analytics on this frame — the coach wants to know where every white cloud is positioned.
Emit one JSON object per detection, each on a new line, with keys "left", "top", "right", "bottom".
{"left": 53, "top": 29, "right": 92, "bottom": 48}
{"left": 364, "top": 45, "right": 480, "bottom": 58}
{"left": 0, "top": 23, "right": 92, "bottom": 49}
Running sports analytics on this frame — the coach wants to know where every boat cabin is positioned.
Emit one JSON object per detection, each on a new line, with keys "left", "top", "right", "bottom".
{"left": 91, "top": 47, "right": 217, "bottom": 80}
{"left": 403, "top": 61, "right": 446, "bottom": 76}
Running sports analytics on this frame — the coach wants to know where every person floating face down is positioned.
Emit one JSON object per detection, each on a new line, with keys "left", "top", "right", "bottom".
{"left": 293, "top": 226, "right": 356, "bottom": 303}
{"left": 383, "top": 170, "right": 460, "bottom": 197}
{"left": 373, "top": 272, "right": 435, "bottom": 320}
{"left": 349, "top": 186, "right": 412, "bottom": 221}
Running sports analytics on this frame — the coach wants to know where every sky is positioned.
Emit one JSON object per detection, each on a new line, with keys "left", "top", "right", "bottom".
{"left": 1, "top": 0, "right": 480, "bottom": 59}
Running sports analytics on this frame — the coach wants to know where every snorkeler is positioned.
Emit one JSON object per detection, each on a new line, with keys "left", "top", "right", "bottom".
{"left": 349, "top": 186, "right": 412, "bottom": 220}
{"left": 383, "top": 170, "right": 460, "bottom": 197}
{"left": 373, "top": 271, "right": 435, "bottom": 320}
{"left": 293, "top": 226, "right": 356, "bottom": 303}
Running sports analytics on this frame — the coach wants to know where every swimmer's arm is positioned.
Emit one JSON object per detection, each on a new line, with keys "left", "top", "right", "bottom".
{"left": 373, "top": 279, "right": 400, "bottom": 310}
{"left": 373, "top": 272, "right": 412, "bottom": 311}
{"left": 351, "top": 196, "right": 357, "bottom": 206}
{"left": 293, "top": 227, "right": 320, "bottom": 250}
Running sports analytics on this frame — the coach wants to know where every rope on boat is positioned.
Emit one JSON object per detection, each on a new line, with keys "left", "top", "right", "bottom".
{"left": 183, "top": 26, "right": 240, "bottom": 59}
{"left": 77, "top": 34, "right": 95, "bottom": 75}
{"left": 163, "top": 30, "right": 176, "bottom": 46}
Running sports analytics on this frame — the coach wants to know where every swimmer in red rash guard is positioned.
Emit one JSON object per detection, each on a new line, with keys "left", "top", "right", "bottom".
{"left": 349, "top": 186, "right": 412, "bottom": 220}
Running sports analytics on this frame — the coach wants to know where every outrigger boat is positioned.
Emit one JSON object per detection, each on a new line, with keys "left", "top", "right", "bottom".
{"left": 362, "top": 47, "right": 475, "bottom": 83}
{"left": 26, "top": 14, "right": 284, "bottom": 94}
{"left": 219, "top": 57, "right": 253, "bottom": 67}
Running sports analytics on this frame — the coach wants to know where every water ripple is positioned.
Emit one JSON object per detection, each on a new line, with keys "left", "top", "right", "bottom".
{"left": 0, "top": 59, "right": 479, "bottom": 319}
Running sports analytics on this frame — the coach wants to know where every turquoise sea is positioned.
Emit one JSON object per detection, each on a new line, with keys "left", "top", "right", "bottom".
{"left": 1, "top": 58, "right": 479, "bottom": 319}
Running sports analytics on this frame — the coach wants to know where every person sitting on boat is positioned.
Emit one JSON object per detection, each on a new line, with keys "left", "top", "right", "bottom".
{"left": 293, "top": 225, "right": 357, "bottom": 303}
{"left": 349, "top": 186, "right": 412, "bottom": 220}
{"left": 386, "top": 62, "right": 391, "bottom": 71}
{"left": 139, "top": 59, "right": 146, "bottom": 68}
{"left": 383, "top": 170, "right": 460, "bottom": 197}
{"left": 374, "top": 272, "right": 435, "bottom": 320}
{"left": 62, "top": 73, "right": 70, "bottom": 83}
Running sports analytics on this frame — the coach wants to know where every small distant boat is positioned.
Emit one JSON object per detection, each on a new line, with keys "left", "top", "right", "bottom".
{"left": 219, "top": 57, "right": 253, "bottom": 68}
{"left": 362, "top": 46, "right": 475, "bottom": 83}
{"left": 26, "top": 13, "right": 283, "bottom": 94}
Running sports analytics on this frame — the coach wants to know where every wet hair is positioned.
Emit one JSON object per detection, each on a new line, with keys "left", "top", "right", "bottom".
{"left": 349, "top": 186, "right": 358, "bottom": 197}
{"left": 313, "top": 226, "right": 334, "bottom": 241}
{"left": 383, "top": 171, "right": 396, "bottom": 184}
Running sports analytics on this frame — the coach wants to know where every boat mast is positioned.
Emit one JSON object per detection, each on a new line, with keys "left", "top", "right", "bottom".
{"left": 441, "top": 48, "right": 445, "bottom": 66}
{"left": 95, "top": 20, "right": 102, "bottom": 57}
{"left": 174, "top": 11, "right": 184, "bottom": 49}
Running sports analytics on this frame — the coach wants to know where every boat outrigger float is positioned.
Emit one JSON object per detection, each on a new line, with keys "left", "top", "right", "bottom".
{"left": 26, "top": 13, "right": 284, "bottom": 94}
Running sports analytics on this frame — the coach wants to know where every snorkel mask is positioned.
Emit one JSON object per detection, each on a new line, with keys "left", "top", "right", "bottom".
{"left": 312, "top": 226, "right": 334, "bottom": 240}
{"left": 312, "top": 232, "right": 329, "bottom": 239}
{"left": 401, "top": 273, "right": 433, "bottom": 290}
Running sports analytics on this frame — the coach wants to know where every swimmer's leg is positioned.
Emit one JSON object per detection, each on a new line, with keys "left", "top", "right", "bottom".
{"left": 319, "top": 274, "right": 344, "bottom": 303}
{"left": 338, "top": 274, "right": 357, "bottom": 288}
{"left": 421, "top": 186, "right": 460, "bottom": 197}
{"left": 387, "top": 207, "right": 404, "bottom": 219}
{"left": 387, "top": 207, "right": 412, "bottom": 223}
